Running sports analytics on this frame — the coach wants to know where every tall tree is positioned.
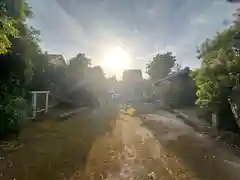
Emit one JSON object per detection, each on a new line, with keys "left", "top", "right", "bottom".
{"left": 69, "top": 53, "right": 91, "bottom": 70}
{"left": 0, "top": 2, "right": 19, "bottom": 54}
{"left": 85, "top": 66, "right": 107, "bottom": 95}
{"left": 0, "top": 0, "right": 44, "bottom": 136}
{"left": 165, "top": 73, "right": 196, "bottom": 108}
{"left": 193, "top": 25, "right": 240, "bottom": 110}
{"left": 68, "top": 53, "right": 91, "bottom": 83}
{"left": 146, "top": 52, "right": 176, "bottom": 81}
{"left": 0, "top": 0, "right": 37, "bottom": 95}
{"left": 193, "top": 9, "right": 240, "bottom": 130}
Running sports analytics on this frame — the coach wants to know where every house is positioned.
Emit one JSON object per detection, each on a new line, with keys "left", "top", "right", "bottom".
{"left": 48, "top": 54, "right": 67, "bottom": 67}
{"left": 153, "top": 67, "right": 190, "bottom": 86}
{"left": 46, "top": 54, "right": 67, "bottom": 105}
{"left": 123, "top": 69, "right": 143, "bottom": 83}
{"left": 122, "top": 69, "right": 144, "bottom": 102}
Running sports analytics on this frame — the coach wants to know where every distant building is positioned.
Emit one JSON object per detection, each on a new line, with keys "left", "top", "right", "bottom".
{"left": 153, "top": 67, "right": 190, "bottom": 86}
{"left": 122, "top": 69, "right": 143, "bottom": 102}
{"left": 46, "top": 54, "right": 67, "bottom": 98}
{"left": 48, "top": 54, "right": 67, "bottom": 67}
{"left": 123, "top": 69, "right": 143, "bottom": 83}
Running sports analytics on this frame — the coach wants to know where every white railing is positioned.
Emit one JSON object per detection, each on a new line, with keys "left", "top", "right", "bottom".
{"left": 30, "top": 91, "right": 50, "bottom": 119}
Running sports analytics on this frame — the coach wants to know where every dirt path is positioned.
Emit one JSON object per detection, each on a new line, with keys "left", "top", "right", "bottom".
{"left": 70, "top": 113, "right": 198, "bottom": 180}
{"left": 0, "top": 107, "right": 116, "bottom": 180}
{"left": 70, "top": 111, "right": 240, "bottom": 180}
{"left": 2, "top": 108, "right": 240, "bottom": 180}
{"left": 143, "top": 110, "right": 240, "bottom": 180}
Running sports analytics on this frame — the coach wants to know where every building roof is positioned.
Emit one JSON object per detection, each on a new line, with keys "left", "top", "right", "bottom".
{"left": 48, "top": 54, "right": 67, "bottom": 66}
{"left": 154, "top": 67, "right": 190, "bottom": 86}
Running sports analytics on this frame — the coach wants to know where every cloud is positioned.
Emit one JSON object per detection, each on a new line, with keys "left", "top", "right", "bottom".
{"left": 28, "top": 0, "right": 239, "bottom": 73}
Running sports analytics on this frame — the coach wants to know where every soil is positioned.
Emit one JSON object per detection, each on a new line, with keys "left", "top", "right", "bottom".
{"left": 0, "top": 107, "right": 116, "bottom": 180}
{"left": 1, "top": 106, "right": 240, "bottom": 180}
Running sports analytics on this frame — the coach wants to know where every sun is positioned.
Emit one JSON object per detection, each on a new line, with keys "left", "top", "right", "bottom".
{"left": 102, "top": 46, "right": 131, "bottom": 75}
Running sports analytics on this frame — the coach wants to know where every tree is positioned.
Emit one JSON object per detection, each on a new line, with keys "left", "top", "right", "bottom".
{"left": 165, "top": 73, "right": 196, "bottom": 108}
{"left": 194, "top": 29, "right": 240, "bottom": 110}
{"left": 29, "top": 53, "right": 59, "bottom": 91}
{"left": 0, "top": 0, "right": 38, "bottom": 96}
{"left": 0, "top": 4, "right": 19, "bottom": 54}
{"left": 69, "top": 53, "right": 91, "bottom": 70}
{"left": 0, "top": 0, "right": 45, "bottom": 136}
{"left": 152, "top": 64, "right": 196, "bottom": 108}
{"left": 68, "top": 53, "right": 91, "bottom": 83}
{"left": 145, "top": 52, "right": 195, "bottom": 108}
{"left": 85, "top": 66, "right": 107, "bottom": 95}
{"left": 146, "top": 52, "right": 176, "bottom": 81}
{"left": 52, "top": 53, "right": 105, "bottom": 108}
{"left": 1, "top": 0, "right": 32, "bottom": 20}
{"left": 193, "top": 10, "right": 240, "bottom": 130}
{"left": 0, "top": 0, "right": 33, "bottom": 54}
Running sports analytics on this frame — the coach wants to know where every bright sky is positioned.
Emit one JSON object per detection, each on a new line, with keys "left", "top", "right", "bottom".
{"left": 28, "top": 0, "right": 239, "bottom": 77}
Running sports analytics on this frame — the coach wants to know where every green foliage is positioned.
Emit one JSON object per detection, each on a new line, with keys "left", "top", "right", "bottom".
{"left": 0, "top": 0, "right": 43, "bottom": 137}
{"left": 146, "top": 51, "right": 195, "bottom": 108}
{"left": 43, "top": 52, "right": 107, "bottom": 108}
{"left": 85, "top": 66, "right": 107, "bottom": 95}
{"left": 146, "top": 52, "right": 176, "bottom": 81}
{"left": 192, "top": 9, "right": 240, "bottom": 131}
{"left": 0, "top": 96, "right": 28, "bottom": 137}
{"left": 67, "top": 53, "right": 107, "bottom": 93}
{"left": 29, "top": 53, "right": 61, "bottom": 91}
{"left": 0, "top": 0, "right": 39, "bottom": 88}
{"left": 1, "top": 0, "right": 32, "bottom": 20}
{"left": 67, "top": 53, "right": 92, "bottom": 83}
{"left": 68, "top": 53, "right": 91, "bottom": 72}
{"left": 166, "top": 75, "right": 196, "bottom": 108}
{"left": 193, "top": 12, "right": 240, "bottom": 111}
{"left": 153, "top": 69, "right": 196, "bottom": 108}
{"left": 0, "top": 0, "right": 32, "bottom": 54}
{"left": 0, "top": 0, "right": 107, "bottom": 136}
{"left": 0, "top": 7, "right": 19, "bottom": 54}
{"left": 0, "top": 23, "right": 43, "bottom": 93}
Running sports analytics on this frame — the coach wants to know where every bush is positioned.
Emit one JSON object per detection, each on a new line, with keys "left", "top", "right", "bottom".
{"left": 0, "top": 96, "right": 28, "bottom": 137}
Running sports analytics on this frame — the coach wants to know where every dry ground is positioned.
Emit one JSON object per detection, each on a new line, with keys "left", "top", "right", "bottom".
{"left": 1, "top": 106, "right": 240, "bottom": 180}
{"left": 0, "top": 107, "right": 116, "bottom": 180}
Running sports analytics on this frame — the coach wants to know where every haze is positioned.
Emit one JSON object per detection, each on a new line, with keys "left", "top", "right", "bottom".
{"left": 28, "top": 0, "right": 238, "bottom": 76}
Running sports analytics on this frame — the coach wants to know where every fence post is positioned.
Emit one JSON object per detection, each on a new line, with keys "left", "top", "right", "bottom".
{"left": 45, "top": 91, "right": 49, "bottom": 113}
{"left": 32, "top": 92, "right": 37, "bottom": 119}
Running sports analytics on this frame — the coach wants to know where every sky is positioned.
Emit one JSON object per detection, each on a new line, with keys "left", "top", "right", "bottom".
{"left": 28, "top": 0, "right": 239, "bottom": 77}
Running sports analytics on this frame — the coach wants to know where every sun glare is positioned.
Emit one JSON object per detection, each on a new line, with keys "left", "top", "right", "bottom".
{"left": 102, "top": 46, "right": 131, "bottom": 75}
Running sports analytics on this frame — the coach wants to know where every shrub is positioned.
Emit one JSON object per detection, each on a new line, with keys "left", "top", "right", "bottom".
{"left": 0, "top": 96, "right": 28, "bottom": 137}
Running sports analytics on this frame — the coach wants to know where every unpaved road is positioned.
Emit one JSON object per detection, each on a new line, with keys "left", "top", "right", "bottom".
{"left": 1, "top": 108, "right": 240, "bottom": 180}
{"left": 0, "top": 107, "right": 115, "bottom": 180}
{"left": 72, "top": 110, "right": 240, "bottom": 180}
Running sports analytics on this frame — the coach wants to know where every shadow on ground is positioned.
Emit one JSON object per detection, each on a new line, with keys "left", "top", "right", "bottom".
{"left": 0, "top": 106, "right": 118, "bottom": 180}
{"left": 143, "top": 117, "right": 240, "bottom": 180}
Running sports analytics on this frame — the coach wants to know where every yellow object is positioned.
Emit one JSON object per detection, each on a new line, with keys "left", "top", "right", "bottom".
{"left": 127, "top": 108, "right": 137, "bottom": 116}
